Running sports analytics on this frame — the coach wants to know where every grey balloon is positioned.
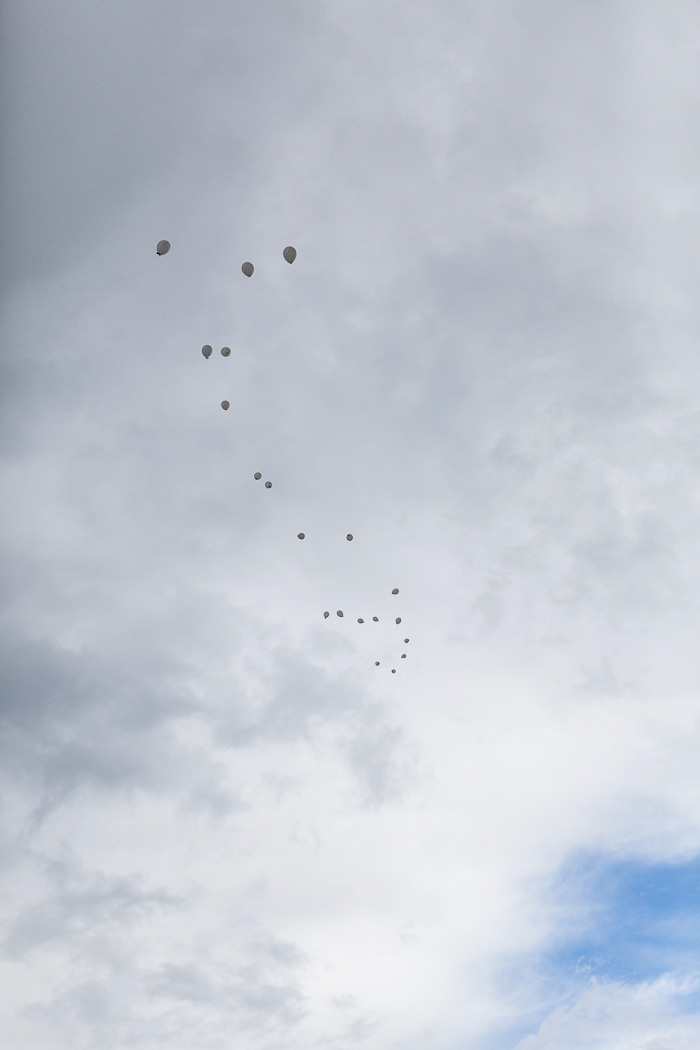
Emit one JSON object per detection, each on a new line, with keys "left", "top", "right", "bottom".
{"left": 346, "top": 534, "right": 353, "bottom": 541}
{"left": 221, "top": 346, "right": 231, "bottom": 357}
{"left": 372, "top": 616, "right": 379, "bottom": 622}
{"left": 297, "top": 533, "right": 305, "bottom": 540}
{"left": 241, "top": 261, "right": 254, "bottom": 277}
{"left": 221, "top": 400, "right": 230, "bottom": 411}
{"left": 265, "top": 481, "right": 272, "bottom": 489}
{"left": 254, "top": 472, "right": 262, "bottom": 480}
{"left": 156, "top": 240, "right": 170, "bottom": 255}
{"left": 395, "top": 617, "right": 401, "bottom": 624}
{"left": 337, "top": 610, "right": 343, "bottom": 617}
{"left": 391, "top": 588, "right": 399, "bottom": 595}
{"left": 202, "top": 345, "right": 213, "bottom": 359}
{"left": 404, "top": 638, "right": 409, "bottom": 644}
{"left": 324, "top": 611, "right": 330, "bottom": 619}
{"left": 401, "top": 654, "right": 407, "bottom": 659}
{"left": 375, "top": 661, "right": 380, "bottom": 666}
{"left": 357, "top": 618, "right": 364, "bottom": 623}
{"left": 283, "top": 246, "right": 297, "bottom": 264}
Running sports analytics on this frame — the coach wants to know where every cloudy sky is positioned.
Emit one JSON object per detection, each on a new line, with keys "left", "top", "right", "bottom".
{"left": 3, "top": 2, "right": 700, "bottom": 1047}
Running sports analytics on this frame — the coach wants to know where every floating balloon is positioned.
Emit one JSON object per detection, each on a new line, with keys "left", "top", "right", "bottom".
{"left": 156, "top": 240, "right": 170, "bottom": 256}
{"left": 391, "top": 588, "right": 399, "bottom": 595}
{"left": 324, "top": 611, "right": 330, "bottom": 619}
{"left": 202, "top": 345, "right": 213, "bottom": 359}
{"left": 221, "top": 401, "right": 230, "bottom": 411}
{"left": 375, "top": 661, "right": 380, "bottom": 666}
{"left": 254, "top": 472, "right": 262, "bottom": 480}
{"left": 241, "top": 262, "right": 254, "bottom": 277}
{"left": 357, "top": 618, "right": 364, "bottom": 623}
{"left": 297, "top": 533, "right": 305, "bottom": 540}
{"left": 265, "top": 481, "right": 272, "bottom": 489}
{"left": 337, "top": 610, "right": 343, "bottom": 617}
{"left": 395, "top": 617, "right": 402, "bottom": 624}
{"left": 283, "top": 246, "right": 297, "bottom": 264}
{"left": 404, "top": 638, "right": 409, "bottom": 644}
{"left": 401, "top": 654, "right": 407, "bottom": 659}
{"left": 221, "top": 347, "right": 231, "bottom": 357}
{"left": 391, "top": 669, "right": 396, "bottom": 674}
{"left": 372, "top": 616, "right": 379, "bottom": 622}
{"left": 346, "top": 534, "right": 353, "bottom": 541}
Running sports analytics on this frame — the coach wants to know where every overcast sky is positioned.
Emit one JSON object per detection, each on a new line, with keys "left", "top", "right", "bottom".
{"left": 2, "top": 2, "right": 700, "bottom": 1048}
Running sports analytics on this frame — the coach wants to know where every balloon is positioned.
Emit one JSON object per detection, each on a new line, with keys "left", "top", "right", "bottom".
{"left": 391, "top": 588, "right": 399, "bottom": 595}
{"left": 324, "top": 611, "right": 330, "bottom": 619}
{"left": 395, "top": 617, "right": 401, "bottom": 624}
{"left": 357, "top": 618, "right": 364, "bottom": 623}
{"left": 337, "top": 610, "right": 343, "bottom": 617}
{"left": 241, "top": 262, "right": 254, "bottom": 277}
{"left": 346, "top": 534, "right": 353, "bottom": 541}
{"left": 156, "top": 240, "right": 170, "bottom": 255}
{"left": 265, "top": 481, "right": 272, "bottom": 488}
{"left": 401, "top": 654, "right": 407, "bottom": 659}
{"left": 283, "top": 246, "right": 297, "bottom": 264}
{"left": 391, "top": 669, "right": 396, "bottom": 674}
{"left": 221, "top": 347, "right": 231, "bottom": 357}
{"left": 375, "top": 661, "right": 380, "bottom": 666}
{"left": 297, "top": 533, "right": 305, "bottom": 539}
{"left": 372, "top": 616, "right": 379, "bottom": 622}
{"left": 202, "top": 345, "right": 213, "bottom": 359}
{"left": 221, "top": 400, "right": 230, "bottom": 410}
{"left": 404, "top": 638, "right": 409, "bottom": 644}
{"left": 254, "top": 472, "right": 262, "bottom": 480}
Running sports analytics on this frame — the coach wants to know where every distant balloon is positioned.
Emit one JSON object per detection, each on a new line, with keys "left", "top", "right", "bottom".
{"left": 324, "top": 611, "right": 330, "bottom": 619}
{"left": 297, "top": 533, "right": 305, "bottom": 540}
{"left": 221, "top": 347, "right": 231, "bottom": 357}
{"left": 254, "top": 472, "right": 262, "bottom": 480}
{"left": 346, "top": 534, "right": 353, "bottom": 541}
{"left": 283, "top": 246, "right": 297, "bottom": 264}
{"left": 375, "top": 661, "right": 380, "bottom": 666}
{"left": 395, "top": 617, "right": 401, "bottom": 624}
{"left": 337, "top": 610, "right": 343, "bottom": 617}
{"left": 391, "top": 588, "right": 399, "bottom": 595}
{"left": 391, "top": 669, "right": 396, "bottom": 674}
{"left": 241, "top": 262, "right": 254, "bottom": 277}
{"left": 156, "top": 240, "right": 170, "bottom": 256}
{"left": 401, "top": 654, "right": 407, "bottom": 659}
{"left": 202, "top": 345, "right": 213, "bottom": 359}
{"left": 404, "top": 638, "right": 409, "bottom": 644}
{"left": 221, "top": 400, "right": 230, "bottom": 411}
{"left": 357, "top": 618, "right": 364, "bottom": 623}
{"left": 372, "top": 616, "right": 379, "bottom": 622}
{"left": 265, "top": 481, "right": 272, "bottom": 489}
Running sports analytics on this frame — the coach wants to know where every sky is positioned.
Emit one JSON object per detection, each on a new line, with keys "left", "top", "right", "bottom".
{"left": 2, "top": 1, "right": 700, "bottom": 1047}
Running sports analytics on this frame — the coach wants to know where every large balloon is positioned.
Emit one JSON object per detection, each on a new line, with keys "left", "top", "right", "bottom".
{"left": 283, "top": 246, "right": 297, "bottom": 264}
{"left": 202, "top": 345, "right": 213, "bottom": 359}
{"left": 221, "top": 401, "right": 230, "bottom": 411}
{"left": 156, "top": 240, "right": 170, "bottom": 256}
{"left": 221, "top": 347, "right": 231, "bottom": 357}
{"left": 241, "top": 262, "right": 254, "bottom": 277}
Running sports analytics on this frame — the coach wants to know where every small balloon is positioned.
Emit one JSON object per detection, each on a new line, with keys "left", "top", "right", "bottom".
{"left": 156, "top": 240, "right": 170, "bottom": 256}
{"left": 324, "top": 611, "right": 330, "bottom": 619}
{"left": 254, "top": 472, "right": 262, "bottom": 480}
{"left": 337, "top": 610, "right": 343, "bottom": 617}
{"left": 241, "top": 262, "right": 254, "bottom": 277}
{"left": 265, "top": 481, "right": 272, "bottom": 489}
{"left": 391, "top": 588, "right": 399, "bottom": 595}
{"left": 372, "top": 616, "right": 379, "bottom": 622}
{"left": 395, "top": 617, "right": 401, "bottom": 624}
{"left": 346, "top": 534, "right": 353, "bottom": 541}
{"left": 404, "top": 638, "right": 409, "bottom": 644}
{"left": 391, "top": 669, "right": 396, "bottom": 674}
{"left": 297, "top": 533, "right": 305, "bottom": 540}
{"left": 221, "top": 401, "right": 230, "bottom": 411}
{"left": 283, "top": 246, "right": 297, "bottom": 264}
{"left": 202, "top": 345, "right": 213, "bottom": 359}
{"left": 375, "top": 661, "right": 380, "bottom": 666}
{"left": 221, "top": 347, "right": 231, "bottom": 357}
{"left": 357, "top": 618, "right": 364, "bottom": 623}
